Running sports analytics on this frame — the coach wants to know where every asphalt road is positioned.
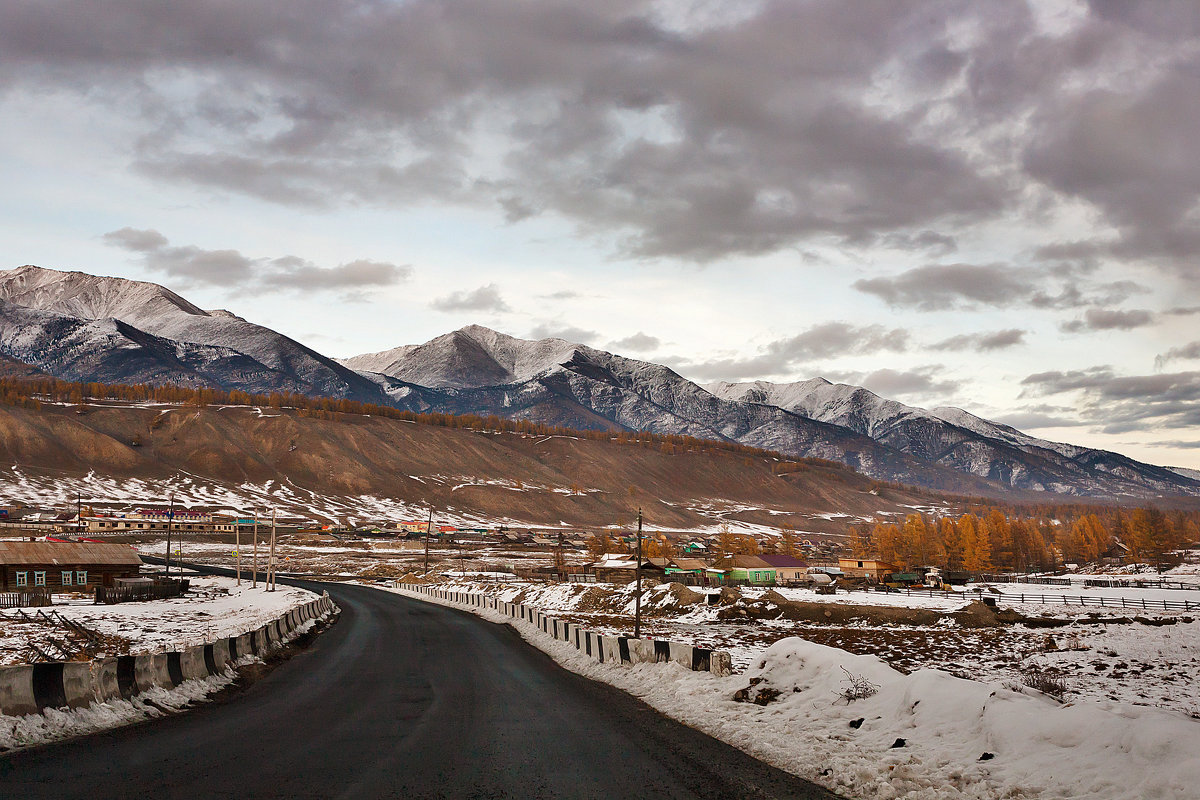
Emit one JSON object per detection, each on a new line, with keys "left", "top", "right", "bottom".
{"left": 0, "top": 581, "right": 840, "bottom": 799}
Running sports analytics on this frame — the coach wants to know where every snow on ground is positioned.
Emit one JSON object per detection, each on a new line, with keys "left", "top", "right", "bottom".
{"left": 394, "top": 586, "right": 1200, "bottom": 800}
{"left": 418, "top": 576, "right": 1200, "bottom": 719}
{"left": 0, "top": 668, "right": 241, "bottom": 751}
{"left": 0, "top": 575, "right": 316, "bottom": 664}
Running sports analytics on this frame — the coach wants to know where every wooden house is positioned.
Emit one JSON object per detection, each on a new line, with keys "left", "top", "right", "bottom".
{"left": 837, "top": 557, "right": 896, "bottom": 581}
{"left": 711, "top": 554, "right": 776, "bottom": 585}
{"left": 0, "top": 541, "right": 142, "bottom": 591}
{"left": 587, "top": 554, "right": 666, "bottom": 584}
{"left": 757, "top": 554, "right": 809, "bottom": 584}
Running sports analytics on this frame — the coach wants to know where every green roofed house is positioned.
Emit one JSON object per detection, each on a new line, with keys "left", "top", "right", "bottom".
{"left": 711, "top": 554, "right": 776, "bottom": 585}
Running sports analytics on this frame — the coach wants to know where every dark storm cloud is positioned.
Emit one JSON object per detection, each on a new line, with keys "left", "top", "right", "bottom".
{"left": 930, "top": 328, "right": 1026, "bottom": 352}
{"left": 1021, "top": 366, "right": 1200, "bottom": 433}
{"left": 103, "top": 227, "right": 408, "bottom": 291}
{"left": 670, "top": 321, "right": 908, "bottom": 381}
{"left": 432, "top": 284, "right": 511, "bottom": 313}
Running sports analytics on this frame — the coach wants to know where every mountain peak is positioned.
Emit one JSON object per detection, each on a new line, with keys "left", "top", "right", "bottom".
{"left": 0, "top": 264, "right": 208, "bottom": 324}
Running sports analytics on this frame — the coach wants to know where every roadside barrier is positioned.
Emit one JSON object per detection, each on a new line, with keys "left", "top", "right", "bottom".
{"left": 397, "top": 583, "right": 733, "bottom": 677}
{"left": 0, "top": 591, "right": 338, "bottom": 717}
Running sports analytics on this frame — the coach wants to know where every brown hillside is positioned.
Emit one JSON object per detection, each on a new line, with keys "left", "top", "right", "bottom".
{"left": 0, "top": 402, "right": 938, "bottom": 529}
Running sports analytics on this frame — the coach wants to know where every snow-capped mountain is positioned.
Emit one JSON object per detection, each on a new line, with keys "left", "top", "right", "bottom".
{"left": 0, "top": 265, "right": 1194, "bottom": 499}
{"left": 0, "top": 266, "right": 387, "bottom": 401}
{"left": 345, "top": 326, "right": 1200, "bottom": 499}
{"left": 706, "top": 378, "right": 1196, "bottom": 497}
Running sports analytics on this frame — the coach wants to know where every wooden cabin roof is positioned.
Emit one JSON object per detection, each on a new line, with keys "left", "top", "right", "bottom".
{"left": 0, "top": 541, "right": 143, "bottom": 567}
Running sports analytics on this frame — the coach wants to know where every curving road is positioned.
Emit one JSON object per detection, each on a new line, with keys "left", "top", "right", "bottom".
{"left": 0, "top": 581, "right": 839, "bottom": 799}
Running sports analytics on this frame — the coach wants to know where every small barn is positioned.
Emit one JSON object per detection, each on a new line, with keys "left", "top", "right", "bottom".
{"left": 0, "top": 541, "right": 143, "bottom": 592}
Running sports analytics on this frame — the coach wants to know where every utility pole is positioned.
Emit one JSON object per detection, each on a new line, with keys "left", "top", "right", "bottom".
{"left": 634, "top": 508, "right": 643, "bottom": 638}
{"left": 252, "top": 507, "right": 259, "bottom": 589}
{"left": 236, "top": 512, "right": 242, "bottom": 586}
{"left": 165, "top": 493, "right": 174, "bottom": 580}
{"left": 267, "top": 507, "right": 277, "bottom": 591}
{"left": 424, "top": 507, "right": 433, "bottom": 575}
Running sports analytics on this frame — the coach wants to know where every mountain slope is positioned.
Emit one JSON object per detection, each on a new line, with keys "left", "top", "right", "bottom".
{"left": 344, "top": 327, "right": 1199, "bottom": 499}
{"left": 341, "top": 327, "right": 1042, "bottom": 496}
{"left": 0, "top": 402, "right": 935, "bottom": 530}
{"left": 0, "top": 266, "right": 387, "bottom": 401}
{"left": 706, "top": 379, "right": 1200, "bottom": 498}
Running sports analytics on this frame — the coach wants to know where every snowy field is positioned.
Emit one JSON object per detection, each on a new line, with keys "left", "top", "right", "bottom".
{"left": 415, "top": 576, "right": 1200, "bottom": 719}
{"left": 396, "top": 586, "right": 1200, "bottom": 800}
{"left": 0, "top": 575, "right": 316, "bottom": 665}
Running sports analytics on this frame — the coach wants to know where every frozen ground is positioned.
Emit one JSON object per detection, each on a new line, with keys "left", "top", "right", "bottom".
{"left": 0, "top": 575, "right": 316, "bottom": 665}
{"left": 417, "top": 577, "right": 1200, "bottom": 718}
{"left": 395, "top": 585, "right": 1200, "bottom": 800}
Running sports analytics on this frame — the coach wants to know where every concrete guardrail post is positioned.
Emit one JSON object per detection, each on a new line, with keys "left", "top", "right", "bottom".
{"left": 0, "top": 665, "right": 38, "bottom": 716}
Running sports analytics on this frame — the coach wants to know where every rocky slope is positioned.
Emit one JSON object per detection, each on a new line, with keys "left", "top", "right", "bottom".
{"left": 0, "top": 266, "right": 387, "bottom": 401}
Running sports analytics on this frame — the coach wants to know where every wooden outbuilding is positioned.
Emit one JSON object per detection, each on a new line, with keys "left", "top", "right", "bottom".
{"left": 0, "top": 541, "right": 143, "bottom": 591}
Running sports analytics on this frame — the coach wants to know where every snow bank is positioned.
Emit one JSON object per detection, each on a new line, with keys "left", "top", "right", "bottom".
{"left": 716, "top": 639, "right": 1200, "bottom": 799}
{"left": 399, "top": 586, "right": 1200, "bottom": 799}
{"left": 0, "top": 670, "right": 238, "bottom": 751}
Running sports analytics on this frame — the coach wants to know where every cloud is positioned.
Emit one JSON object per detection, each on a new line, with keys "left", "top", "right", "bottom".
{"left": 879, "top": 230, "right": 958, "bottom": 256}
{"left": 102, "top": 227, "right": 169, "bottom": 252}
{"left": 1021, "top": 366, "right": 1200, "bottom": 433}
{"left": 529, "top": 323, "right": 599, "bottom": 344}
{"left": 853, "top": 263, "right": 1034, "bottom": 310}
{"left": 1059, "top": 308, "right": 1155, "bottom": 333}
{"left": 2, "top": 1, "right": 1019, "bottom": 263}
{"left": 930, "top": 328, "right": 1025, "bottom": 352}
{"left": 670, "top": 321, "right": 908, "bottom": 381}
{"left": 1142, "top": 439, "right": 1200, "bottom": 450}
{"left": 854, "top": 260, "right": 1152, "bottom": 313}
{"left": 856, "top": 366, "right": 958, "bottom": 399}
{"left": 609, "top": 332, "right": 660, "bottom": 352}
{"left": 431, "top": 284, "right": 511, "bottom": 313}
{"left": 994, "top": 408, "right": 1089, "bottom": 430}
{"left": 1156, "top": 340, "right": 1200, "bottom": 369}
{"left": 104, "top": 227, "right": 408, "bottom": 292}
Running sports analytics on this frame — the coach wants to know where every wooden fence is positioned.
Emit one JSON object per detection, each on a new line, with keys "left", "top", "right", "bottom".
{"left": 0, "top": 588, "right": 52, "bottom": 609}
{"left": 94, "top": 579, "right": 190, "bottom": 604}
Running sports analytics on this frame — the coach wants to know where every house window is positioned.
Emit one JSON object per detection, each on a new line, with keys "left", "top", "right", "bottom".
{"left": 34, "top": 571, "right": 46, "bottom": 586}
{"left": 76, "top": 571, "right": 87, "bottom": 585}
{"left": 61, "top": 571, "right": 72, "bottom": 586}
{"left": 15, "top": 571, "right": 27, "bottom": 587}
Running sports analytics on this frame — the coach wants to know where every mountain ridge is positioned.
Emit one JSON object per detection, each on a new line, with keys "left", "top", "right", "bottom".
{"left": 0, "top": 264, "right": 1194, "bottom": 501}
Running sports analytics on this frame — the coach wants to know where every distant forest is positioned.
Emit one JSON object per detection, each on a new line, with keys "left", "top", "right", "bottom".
{"left": 858, "top": 507, "right": 1200, "bottom": 573}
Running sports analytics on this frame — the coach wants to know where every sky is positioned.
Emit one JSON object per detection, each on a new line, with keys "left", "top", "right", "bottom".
{"left": 1, "top": 0, "right": 1199, "bottom": 469}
